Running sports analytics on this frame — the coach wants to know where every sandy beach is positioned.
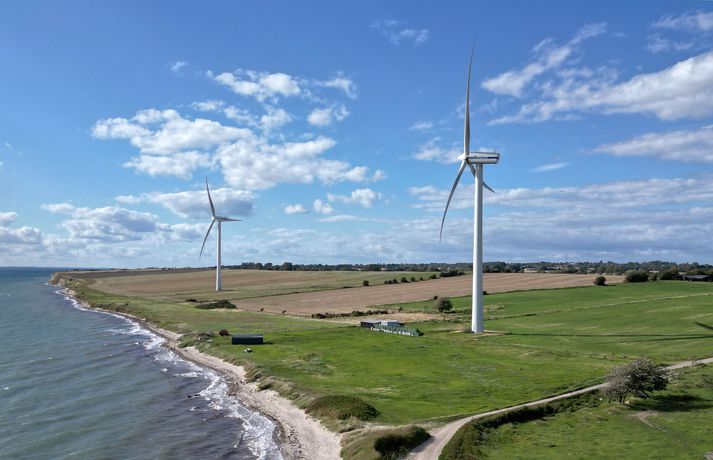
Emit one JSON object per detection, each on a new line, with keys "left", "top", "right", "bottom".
{"left": 61, "top": 288, "right": 342, "bottom": 460}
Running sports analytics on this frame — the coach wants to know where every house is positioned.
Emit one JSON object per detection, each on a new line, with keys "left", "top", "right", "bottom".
{"left": 681, "top": 274, "right": 713, "bottom": 282}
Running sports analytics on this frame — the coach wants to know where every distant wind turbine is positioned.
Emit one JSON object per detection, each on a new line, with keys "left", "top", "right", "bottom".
{"left": 440, "top": 46, "right": 500, "bottom": 333}
{"left": 200, "top": 177, "right": 240, "bottom": 291}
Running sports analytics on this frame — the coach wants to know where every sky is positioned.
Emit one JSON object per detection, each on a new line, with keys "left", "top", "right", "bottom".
{"left": 2, "top": 0, "right": 713, "bottom": 267}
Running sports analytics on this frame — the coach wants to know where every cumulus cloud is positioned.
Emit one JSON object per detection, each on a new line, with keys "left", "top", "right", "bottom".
{"left": 191, "top": 100, "right": 225, "bottom": 112}
{"left": 412, "top": 138, "right": 460, "bottom": 164}
{"left": 409, "top": 121, "right": 433, "bottom": 131}
{"left": 307, "top": 105, "right": 349, "bottom": 126}
{"left": 318, "top": 75, "right": 358, "bottom": 99}
{"left": 116, "top": 188, "right": 255, "bottom": 219}
{"left": 42, "top": 203, "right": 159, "bottom": 242}
{"left": 170, "top": 61, "right": 187, "bottom": 73}
{"left": 327, "top": 188, "right": 381, "bottom": 208}
{"left": 0, "top": 211, "right": 18, "bottom": 226}
{"left": 213, "top": 70, "right": 301, "bottom": 102}
{"left": 313, "top": 199, "right": 334, "bottom": 215}
{"left": 483, "top": 23, "right": 606, "bottom": 97}
{"left": 371, "top": 19, "right": 430, "bottom": 46}
{"left": 593, "top": 125, "right": 713, "bottom": 163}
{"left": 490, "top": 50, "right": 713, "bottom": 123}
{"left": 284, "top": 204, "right": 308, "bottom": 215}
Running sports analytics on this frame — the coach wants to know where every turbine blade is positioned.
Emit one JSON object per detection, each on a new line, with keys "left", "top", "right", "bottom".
{"left": 440, "top": 161, "right": 468, "bottom": 242}
{"left": 205, "top": 177, "right": 216, "bottom": 218}
{"left": 467, "top": 162, "right": 476, "bottom": 177}
{"left": 199, "top": 220, "right": 215, "bottom": 259}
{"left": 464, "top": 43, "right": 475, "bottom": 156}
{"left": 482, "top": 180, "right": 495, "bottom": 193}
{"left": 222, "top": 217, "right": 241, "bottom": 222}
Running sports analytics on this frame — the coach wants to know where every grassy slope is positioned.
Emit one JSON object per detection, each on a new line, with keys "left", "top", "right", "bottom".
{"left": 67, "top": 279, "right": 713, "bottom": 427}
{"left": 470, "top": 364, "right": 713, "bottom": 459}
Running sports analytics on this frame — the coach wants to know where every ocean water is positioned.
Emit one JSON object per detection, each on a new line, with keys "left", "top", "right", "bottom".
{"left": 0, "top": 269, "right": 282, "bottom": 460}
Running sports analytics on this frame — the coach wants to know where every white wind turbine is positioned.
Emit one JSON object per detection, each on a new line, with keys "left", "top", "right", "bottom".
{"left": 440, "top": 47, "right": 500, "bottom": 333}
{"left": 200, "top": 177, "right": 240, "bottom": 291}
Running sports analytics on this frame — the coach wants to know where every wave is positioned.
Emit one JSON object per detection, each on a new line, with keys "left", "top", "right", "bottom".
{"left": 56, "top": 289, "right": 283, "bottom": 460}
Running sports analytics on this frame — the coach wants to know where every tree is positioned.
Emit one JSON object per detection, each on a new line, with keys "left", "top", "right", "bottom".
{"left": 659, "top": 268, "right": 680, "bottom": 280}
{"left": 362, "top": 280, "right": 370, "bottom": 287}
{"left": 625, "top": 271, "right": 649, "bottom": 283}
{"left": 594, "top": 276, "right": 607, "bottom": 286}
{"left": 434, "top": 297, "right": 453, "bottom": 313}
{"left": 603, "top": 358, "right": 668, "bottom": 403}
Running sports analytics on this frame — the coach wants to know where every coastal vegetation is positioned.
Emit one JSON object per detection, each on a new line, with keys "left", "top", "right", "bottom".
{"left": 54, "top": 271, "right": 713, "bottom": 458}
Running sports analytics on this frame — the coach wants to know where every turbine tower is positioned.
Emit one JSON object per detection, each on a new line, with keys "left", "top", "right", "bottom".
{"left": 200, "top": 177, "right": 240, "bottom": 291}
{"left": 440, "top": 48, "right": 500, "bottom": 333}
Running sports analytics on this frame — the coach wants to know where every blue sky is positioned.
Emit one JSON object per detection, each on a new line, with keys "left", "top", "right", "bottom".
{"left": 2, "top": 0, "right": 713, "bottom": 267}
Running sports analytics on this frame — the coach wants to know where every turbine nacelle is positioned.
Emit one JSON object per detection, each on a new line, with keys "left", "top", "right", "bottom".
{"left": 466, "top": 152, "right": 500, "bottom": 164}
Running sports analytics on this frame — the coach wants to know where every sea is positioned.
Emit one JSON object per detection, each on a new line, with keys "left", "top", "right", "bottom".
{"left": 0, "top": 268, "right": 283, "bottom": 460}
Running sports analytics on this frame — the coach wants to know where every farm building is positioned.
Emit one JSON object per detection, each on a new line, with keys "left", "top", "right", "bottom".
{"left": 681, "top": 274, "right": 713, "bottom": 282}
{"left": 360, "top": 319, "right": 403, "bottom": 328}
{"left": 232, "top": 334, "right": 264, "bottom": 345}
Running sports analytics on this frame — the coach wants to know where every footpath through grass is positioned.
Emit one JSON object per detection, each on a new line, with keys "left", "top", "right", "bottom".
{"left": 63, "top": 277, "right": 713, "bottom": 427}
{"left": 442, "top": 363, "right": 713, "bottom": 459}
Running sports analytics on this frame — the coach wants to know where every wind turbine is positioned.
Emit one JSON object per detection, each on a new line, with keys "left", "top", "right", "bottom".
{"left": 440, "top": 47, "right": 500, "bottom": 333}
{"left": 200, "top": 177, "right": 240, "bottom": 291}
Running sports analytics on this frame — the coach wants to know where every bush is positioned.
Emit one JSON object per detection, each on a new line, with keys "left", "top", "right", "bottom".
{"left": 392, "top": 278, "right": 398, "bottom": 284}
{"left": 374, "top": 426, "right": 430, "bottom": 458}
{"left": 429, "top": 274, "right": 438, "bottom": 280}
{"left": 603, "top": 358, "right": 669, "bottom": 403}
{"left": 383, "top": 280, "right": 390, "bottom": 285}
{"left": 659, "top": 268, "right": 680, "bottom": 280}
{"left": 362, "top": 280, "right": 370, "bottom": 287}
{"left": 400, "top": 276, "right": 408, "bottom": 283}
{"left": 218, "top": 329, "right": 230, "bottom": 336}
{"left": 410, "top": 276, "right": 416, "bottom": 282}
{"left": 625, "top": 271, "right": 649, "bottom": 283}
{"left": 439, "top": 269, "right": 464, "bottom": 278}
{"left": 594, "top": 276, "right": 607, "bottom": 286}
{"left": 306, "top": 395, "right": 379, "bottom": 421}
{"left": 434, "top": 296, "right": 453, "bottom": 313}
{"left": 195, "top": 300, "right": 236, "bottom": 309}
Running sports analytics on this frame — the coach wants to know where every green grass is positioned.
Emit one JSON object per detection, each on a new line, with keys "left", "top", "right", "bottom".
{"left": 307, "top": 395, "right": 380, "bottom": 421}
{"left": 63, "top": 277, "right": 713, "bottom": 429}
{"left": 446, "top": 363, "right": 713, "bottom": 459}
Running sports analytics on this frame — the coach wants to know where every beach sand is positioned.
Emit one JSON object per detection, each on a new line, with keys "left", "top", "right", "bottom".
{"left": 61, "top": 289, "right": 342, "bottom": 460}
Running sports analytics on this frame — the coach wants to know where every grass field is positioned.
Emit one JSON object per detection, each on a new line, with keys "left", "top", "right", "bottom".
{"left": 444, "top": 363, "right": 713, "bottom": 459}
{"left": 62, "top": 274, "right": 713, "bottom": 432}
{"left": 65, "top": 269, "right": 623, "bottom": 315}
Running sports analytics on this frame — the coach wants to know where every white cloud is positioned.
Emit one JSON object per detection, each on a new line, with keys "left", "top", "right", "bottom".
{"left": 170, "top": 61, "right": 187, "bottom": 73}
{"left": 409, "top": 121, "right": 433, "bottom": 131}
{"left": 313, "top": 199, "right": 334, "bottom": 215}
{"left": 317, "top": 214, "right": 360, "bottom": 223}
{"left": 530, "top": 162, "right": 569, "bottom": 173}
{"left": 483, "top": 23, "right": 606, "bottom": 97}
{"left": 284, "top": 204, "right": 308, "bottom": 215}
{"left": 43, "top": 204, "right": 159, "bottom": 242}
{"left": 412, "top": 138, "right": 460, "bottom": 164}
{"left": 593, "top": 125, "right": 713, "bottom": 163}
{"left": 214, "top": 70, "right": 301, "bottom": 101}
{"left": 307, "top": 105, "right": 349, "bottom": 126}
{"left": 119, "top": 188, "right": 255, "bottom": 219}
{"left": 0, "top": 211, "right": 18, "bottom": 226}
{"left": 646, "top": 35, "right": 693, "bottom": 54}
{"left": 191, "top": 100, "right": 225, "bottom": 112}
{"left": 318, "top": 75, "right": 358, "bottom": 99}
{"left": 327, "top": 188, "right": 381, "bottom": 208}
{"left": 653, "top": 10, "right": 713, "bottom": 32}
{"left": 371, "top": 19, "right": 430, "bottom": 46}
{"left": 491, "top": 50, "right": 713, "bottom": 123}
{"left": 123, "top": 151, "right": 212, "bottom": 179}
{"left": 260, "top": 106, "right": 293, "bottom": 131}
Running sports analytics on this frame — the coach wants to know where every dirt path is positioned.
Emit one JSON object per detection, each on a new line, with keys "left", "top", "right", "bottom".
{"left": 409, "top": 357, "right": 713, "bottom": 460}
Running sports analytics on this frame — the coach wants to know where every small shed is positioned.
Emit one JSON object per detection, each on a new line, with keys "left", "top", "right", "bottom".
{"left": 232, "top": 334, "right": 264, "bottom": 345}
{"left": 681, "top": 274, "right": 713, "bottom": 282}
{"left": 360, "top": 320, "right": 381, "bottom": 328}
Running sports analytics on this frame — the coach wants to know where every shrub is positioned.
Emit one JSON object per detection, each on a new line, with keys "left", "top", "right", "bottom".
{"left": 420, "top": 277, "right": 424, "bottom": 281}
{"left": 439, "top": 269, "right": 464, "bottom": 278}
{"left": 185, "top": 298, "right": 198, "bottom": 302}
{"left": 195, "top": 300, "right": 236, "bottom": 309}
{"left": 362, "top": 280, "right": 370, "bottom": 287}
{"left": 594, "top": 276, "right": 607, "bottom": 286}
{"left": 392, "top": 278, "right": 398, "bottom": 284}
{"left": 410, "top": 276, "right": 416, "bottom": 282}
{"left": 374, "top": 426, "right": 430, "bottom": 458}
{"left": 659, "top": 268, "right": 680, "bottom": 280}
{"left": 429, "top": 274, "right": 438, "bottom": 280}
{"left": 434, "top": 296, "right": 453, "bottom": 313}
{"left": 400, "top": 276, "right": 408, "bottom": 283}
{"left": 218, "top": 329, "right": 230, "bottom": 336}
{"left": 603, "top": 358, "right": 669, "bottom": 403}
{"left": 383, "top": 280, "right": 389, "bottom": 285}
{"left": 306, "top": 395, "right": 379, "bottom": 420}
{"left": 625, "top": 271, "right": 649, "bottom": 283}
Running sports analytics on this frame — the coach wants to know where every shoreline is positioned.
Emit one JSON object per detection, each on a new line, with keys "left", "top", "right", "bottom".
{"left": 58, "top": 287, "right": 342, "bottom": 460}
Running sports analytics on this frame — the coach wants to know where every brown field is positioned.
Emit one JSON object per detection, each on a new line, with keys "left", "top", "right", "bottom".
{"left": 69, "top": 269, "right": 624, "bottom": 316}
